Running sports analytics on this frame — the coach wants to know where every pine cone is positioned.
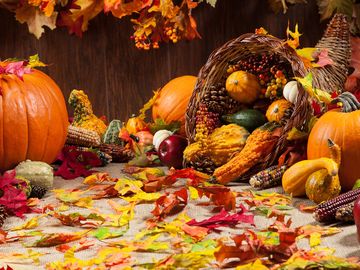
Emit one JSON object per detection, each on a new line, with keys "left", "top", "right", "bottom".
{"left": 203, "top": 83, "right": 240, "bottom": 115}
{"left": 185, "top": 155, "right": 217, "bottom": 175}
{"left": 0, "top": 205, "right": 8, "bottom": 228}
{"left": 30, "top": 185, "right": 47, "bottom": 199}
{"left": 98, "top": 144, "right": 134, "bottom": 163}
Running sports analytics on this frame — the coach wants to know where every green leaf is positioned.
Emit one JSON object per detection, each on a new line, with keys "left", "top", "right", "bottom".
{"left": 28, "top": 54, "right": 47, "bottom": 68}
{"left": 148, "top": 118, "right": 181, "bottom": 134}
{"left": 92, "top": 227, "right": 127, "bottom": 240}
{"left": 316, "top": 0, "right": 353, "bottom": 21}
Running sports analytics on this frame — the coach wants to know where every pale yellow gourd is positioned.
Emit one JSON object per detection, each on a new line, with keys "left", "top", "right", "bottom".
{"left": 282, "top": 158, "right": 338, "bottom": 196}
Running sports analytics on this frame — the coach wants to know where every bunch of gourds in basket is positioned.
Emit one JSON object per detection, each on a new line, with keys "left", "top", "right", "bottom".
{"left": 182, "top": 13, "right": 360, "bottom": 221}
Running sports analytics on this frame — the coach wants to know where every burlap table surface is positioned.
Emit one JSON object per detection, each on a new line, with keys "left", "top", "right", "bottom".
{"left": 0, "top": 163, "right": 359, "bottom": 269}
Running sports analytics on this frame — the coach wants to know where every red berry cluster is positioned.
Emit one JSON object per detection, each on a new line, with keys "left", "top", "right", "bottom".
{"left": 164, "top": 26, "right": 180, "bottom": 43}
{"left": 228, "top": 53, "right": 292, "bottom": 99}
{"left": 131, "top": 35, "right": 159, "bottom": 50}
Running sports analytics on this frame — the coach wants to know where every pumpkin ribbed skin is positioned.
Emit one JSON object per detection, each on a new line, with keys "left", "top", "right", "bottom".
{"left": 265, "top": 99, "right": 292, "bottom": 123}
{"left": 0, "top": 69, "right": 69, "bottom": 171}
{"left": 152, "top": 76, "right": 197, "bottom": 135}
{"left": 307, "top": 109, "right": 360, "bottom": 191}
{"left": 225, "top": 71, "right": 260, "bottom": 104}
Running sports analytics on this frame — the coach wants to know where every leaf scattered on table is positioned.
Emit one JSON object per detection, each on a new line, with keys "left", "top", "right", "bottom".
{"left": 92, "top": 227, "right": 127, "bottom": 240}
{"left": 11, "top": 215, "right": 45, "bottom": 231}
{"left": 29, "top": 231, "right": 86, "bottom": 247}
{"left": 186, "top": 206, "right": 254, "bottom": 232}
{"left": 151, "top": 188, "right": 188, "bottom": 220}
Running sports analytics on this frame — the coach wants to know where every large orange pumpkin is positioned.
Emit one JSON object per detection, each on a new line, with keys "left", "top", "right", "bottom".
{"left": 0, "top": 62, "right": 69, "bottom": 171}
{"left": 307, "top": 92, "right": 360, "bottom": 191}
{"left": 152, "top": 76, "right": 197, "bottom": 136}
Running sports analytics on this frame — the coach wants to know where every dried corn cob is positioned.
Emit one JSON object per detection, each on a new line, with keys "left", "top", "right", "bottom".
{"left": 249, "top": 165, "right": 287, "bottom": 189}
{"left": 335, "top": 202, "right": 354, "bottom": 223}
{"left": 314, "top": 188, "right": 360, "bottom": 223}
{"left": 64, "top": 145, "right": 112, "bottom": 165}
{"left": 66, "top": 125, "right": 101, "bottom": 147}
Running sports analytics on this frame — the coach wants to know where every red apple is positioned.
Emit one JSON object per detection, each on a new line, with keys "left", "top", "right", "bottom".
{"left": 354, "top": 195, "right": 360, "bottom": 243}
{"left": 158, "top": 135, "right": 188, "bottom": 169}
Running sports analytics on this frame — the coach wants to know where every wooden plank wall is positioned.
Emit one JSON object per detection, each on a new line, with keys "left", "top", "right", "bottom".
{"left": 0, "top": 0, "right": 326, "bottom": 121}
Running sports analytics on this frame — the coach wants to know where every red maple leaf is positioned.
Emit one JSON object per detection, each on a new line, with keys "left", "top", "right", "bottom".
{"left": 187, "top": 206, "right": 254, "bottom": 232}
{"left": 54, "top": 146, "right": 102, "bottom": 180}
{"left": 0, "top": 170, "right": 31, "bottom": 217}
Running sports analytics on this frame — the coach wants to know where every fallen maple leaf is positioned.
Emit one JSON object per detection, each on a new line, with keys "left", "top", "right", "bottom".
{"left": 0, "top": 170, "right": 32, "bottom": 217}
{"left": 53, "top": 212, "right": 104, "bottom": 228}
{"left": 151, "top": 188, "right": 188, "bottom": 220}
{"left": 197, "top": 185, "right": 236, "bottom": 211}
{"left": 0, "top": 229, "right": 7, "bottom": 244}
{"left": 29, "top": 232, "right": 84, "bottom": 247}
{"left": 54, "top": 146, "right": 102, "bottom": 180}
{"left": 186, "top": 206, "right": 254, "bottom": 232}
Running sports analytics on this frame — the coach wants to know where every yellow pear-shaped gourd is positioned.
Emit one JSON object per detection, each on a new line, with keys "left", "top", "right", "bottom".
{"left": 282, "top": 157, "right": 338, "bottom": 196}
{"left": 305, "top": 139, "right": 341, "bottom": 203}
{"left": 305, "top": 170, "right": 341, "bottom": 204}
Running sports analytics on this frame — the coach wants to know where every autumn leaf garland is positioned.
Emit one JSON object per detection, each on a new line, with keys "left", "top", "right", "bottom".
{"left": 8, "top": 0, "right": 207, "bottom": 49}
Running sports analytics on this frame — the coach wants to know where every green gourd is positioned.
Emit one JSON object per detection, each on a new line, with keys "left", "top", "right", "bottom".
{"left": 102, "top": 119, "right": 123, "bottom": 145}
{"left": 221, "top": 109, "right": 267, "bottom": 132}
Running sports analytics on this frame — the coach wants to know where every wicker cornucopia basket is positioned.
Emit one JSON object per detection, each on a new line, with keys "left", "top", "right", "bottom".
{"left": 184, "top": 13, "right": 351, "bottom": 183}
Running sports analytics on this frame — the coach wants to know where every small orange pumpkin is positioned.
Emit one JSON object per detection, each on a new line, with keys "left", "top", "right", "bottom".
{"left": 265, "top": 99, "right": 292, "bottom": 123}
{"left": 135, "top": 131, "right": 153, "bottom": 146}
{"left": 152, "top": 76, "right": 197, "bottom": 136}
{"left": 125, "top": 115, "right": 147, "bottom": 134}
{"left": 225, "top": 71, "right": 260, "bottom": 104}
{"left": 307, "top": 92, "right": 360, "bottom": 191}
{"left": 0, "top": 60, "right": 69, "bottom": 171}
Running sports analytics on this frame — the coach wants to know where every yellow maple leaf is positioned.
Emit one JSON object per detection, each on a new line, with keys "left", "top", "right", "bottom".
{"left": 15, "top": 2, "right": 57, "bottom": 39}
{"left": 188, "top": 186, "right": 199, "bottom": 200}
{"left": 235, "top": 259, "right": 269, "bottom": 270}
{"left": 294, "top": 72, "right": 333, "bottom": 104}
{"left": 286, "top": 23, "right": 302, "bottom": 49}
{"left": 114, "top": 178, "right": 143, "bottom": 195}
{"left": 11, "top": 215, "right": 46, "bottom": 231}
{"left": 28, "top": 54, "right": 47, "bottom": 68}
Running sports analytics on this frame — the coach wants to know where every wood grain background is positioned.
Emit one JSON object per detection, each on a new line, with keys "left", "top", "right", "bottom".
{"left": 0, "top": 0, "right": 327, "bottom": 121}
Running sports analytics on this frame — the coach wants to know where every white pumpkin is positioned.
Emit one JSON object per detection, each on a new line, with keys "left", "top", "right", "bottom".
{"left": 283, "top": 81, "right": 299, "bottom": 104}
{"left": 153, "top": 130, "right": 172, "bottom": 151}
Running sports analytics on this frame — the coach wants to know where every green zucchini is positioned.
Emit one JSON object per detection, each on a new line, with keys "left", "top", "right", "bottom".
{"left": 221, "top": 109, "right": 267, "bottom": 132}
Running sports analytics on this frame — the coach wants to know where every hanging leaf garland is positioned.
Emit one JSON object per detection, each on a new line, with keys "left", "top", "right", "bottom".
{"left": 9, "top": 0, "right": 207, "bottom": 49}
